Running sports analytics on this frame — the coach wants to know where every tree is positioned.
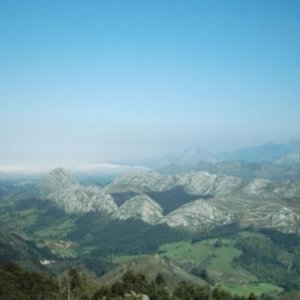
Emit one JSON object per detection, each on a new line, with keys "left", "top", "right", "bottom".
{"left": 174, "top": 281, "right": 212, "bottom": 300}
{"left": 248, "top": 293, "right": 259, "bottom": 300}
{"left": 60, "top": 268, "right": 78, "bottom": 299}
{"left": 155, "top": 273, "right": 165, "bottom": 285}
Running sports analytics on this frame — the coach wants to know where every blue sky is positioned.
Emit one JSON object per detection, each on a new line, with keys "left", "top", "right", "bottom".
{"left": 0, "top": 0, "right": 300, "bottom": 168}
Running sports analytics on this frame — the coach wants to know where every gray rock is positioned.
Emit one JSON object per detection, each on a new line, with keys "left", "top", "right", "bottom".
{"left": 39, "top": 168, "right": 117, "bottom": 214}
{"left": 161, "top": 200, "right": 234, "bottom": 232}
{"left": 113, "top": 194, "right": 163, "bottom": 225}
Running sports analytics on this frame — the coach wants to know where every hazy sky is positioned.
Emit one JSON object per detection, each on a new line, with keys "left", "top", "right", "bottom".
{"left": 1, "top": 0, "right": 300, "bottom": 168}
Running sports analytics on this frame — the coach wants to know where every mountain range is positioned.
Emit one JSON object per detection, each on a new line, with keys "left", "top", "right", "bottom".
{"left": 154, "top": 140, "right": 300, "bottom": 169}
{"left": 5, "top": 166, "right": 299, "bottom": 235}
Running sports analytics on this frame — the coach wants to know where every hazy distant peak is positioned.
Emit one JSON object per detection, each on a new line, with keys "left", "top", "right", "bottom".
{"left": 159, "top": 147, "right": 215, "bottom": 167}
{"left": 216, "top": 140, "right": 300, "bottom": 163}
{"left": 275, "top": 151, "right": 300, "bottom": 166}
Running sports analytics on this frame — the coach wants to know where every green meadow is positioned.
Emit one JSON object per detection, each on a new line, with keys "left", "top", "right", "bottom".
{"left": 158, "top": 238, "right": 283, "bottom": 297}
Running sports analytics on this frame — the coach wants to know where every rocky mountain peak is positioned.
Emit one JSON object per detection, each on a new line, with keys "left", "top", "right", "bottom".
{"left": 39, "top": 168, "right": 117, "bottom": 215}
{"left": 42, "top": 168, "right": 78, "bottom": 190}
{"left": 113, "top": 194, "right": 163, "bottom": 225}
{"left": 104, "top": 171, "right": 176, "bottom": 193}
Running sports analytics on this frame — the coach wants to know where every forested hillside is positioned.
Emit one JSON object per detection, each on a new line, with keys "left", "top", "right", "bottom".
{"left": 0, "top": 264, "right": 260, "bottom": 300}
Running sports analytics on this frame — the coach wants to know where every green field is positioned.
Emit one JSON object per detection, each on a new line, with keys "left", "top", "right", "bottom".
{"left": 159, "top": 240, "right": 212, "bottom": 261}
{"left": 0, "top": 207, "right": 39, "bottom": 232}
{"left": 219, "top": 282, "right": 283, "bottom": 298}
{"left": 159, "top": 239, "right": 243, "bottom": 275}
{"left": 34, "top": 218, "right": 75, "bottom": 238}
{"left": 110, "top": 255, "right": 138, "bottom": 264}
{"left": 158, "top": 238, "right": 283, "bottom": 297}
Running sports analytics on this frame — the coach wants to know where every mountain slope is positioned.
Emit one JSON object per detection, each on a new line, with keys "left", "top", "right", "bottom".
{"left": 162, "top": 200, "right": 233, "bottom": 232}
{"left": 104, "top": 171, "right": 176, "bottom": 193}
{"left": 113, "top": 194, "right": 163, "bottom": 225}
{"left": 0, "top": 230, "right": 53, "bottom": 269}
{"left": 106, "top": 171, "right": 243, "bottom": 197}
{"left": 98, "top": 255, "right": 206, "bottom": 290}
{"left": 177, "top": 172, "right": 243, "bottom": 196}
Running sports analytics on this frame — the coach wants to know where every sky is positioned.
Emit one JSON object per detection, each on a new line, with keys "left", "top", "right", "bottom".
{"left": 0, "top": 0, "right": 300, "bottom": 170}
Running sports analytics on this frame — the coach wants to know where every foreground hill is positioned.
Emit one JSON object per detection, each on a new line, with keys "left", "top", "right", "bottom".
{"left": 0, "top": 262, "right": 259, "bottom": 300}
{"left": 98, "top": 255, "right": 206, "bottom": 291}
{"left": 0, "top": 229, "right": 53, "bottom": 269}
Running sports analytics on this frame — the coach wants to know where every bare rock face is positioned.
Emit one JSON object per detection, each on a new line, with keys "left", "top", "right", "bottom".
{"left": 113, "top": 194, "right": 163, "bottom": 225}
{"left": 175, "top": 172, "right": 217, "bottom": 195}
{"left": 105, "top": 170, "right": 242, "bottom": 197}
{"left": 242, "top": 178, "right": 300, "bottom": 200}
{"left": 242, "top": 179, "right": 272, "bottom": 198}
{"left": 39, "top": 168, "right": 117, "bottom": 214}
{"left": 263, "top": 207, "right": 300, "bottom": 234}
{"left": 214, "top": 175, "right": 243, "bottom": 194}
{"left": 104, "top": 171, "right": 176, "bottom": 193}
{"left": 271, "top": 180, "right": 300, "bottom": 199}
{"left": 161, "top": 200, "right": 234, "bottom": 232}
{"left": 176, "top": 171, "right": 242, "bottom": 196}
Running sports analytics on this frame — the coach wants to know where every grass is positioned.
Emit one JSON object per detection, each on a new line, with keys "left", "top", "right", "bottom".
{"left": 34, "top": 219, "right": 75, "bottom": 238}
{"left": 17, "top": 208, "right": 38, "bottom": 216}
{"left": 80, "top": 245, "right": 98, "bottom": 255}
{"left": 219, "top": 282, "right": 284, "bottom": 297}
{"left": 158, "top": 239, "right": 247, "bottom": 282}
{"left": 158, "top": 238, "right": 283, "bottom": 297}
{"left": 159, "top": 240, "right": 212, "bottom": 262}
{"left": 0, "top": 211, "right": 13, "bottom": 223}
{"left": 278, "top": 290, "right": 300, "bottom": 300}
{"left": 207, "top": 241, "right": 241, "bottom": 271}
{"left": 0, "top": 209, "right": 38, "bottom": 231}
{"left": 159, "top": 239, "right": 241, "bottom": 271}
{"left": 110, "top": 255, "right": 137, "bottom": 264}
{"left": 50, "top": 243, "right": 77, "bottom": 258}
